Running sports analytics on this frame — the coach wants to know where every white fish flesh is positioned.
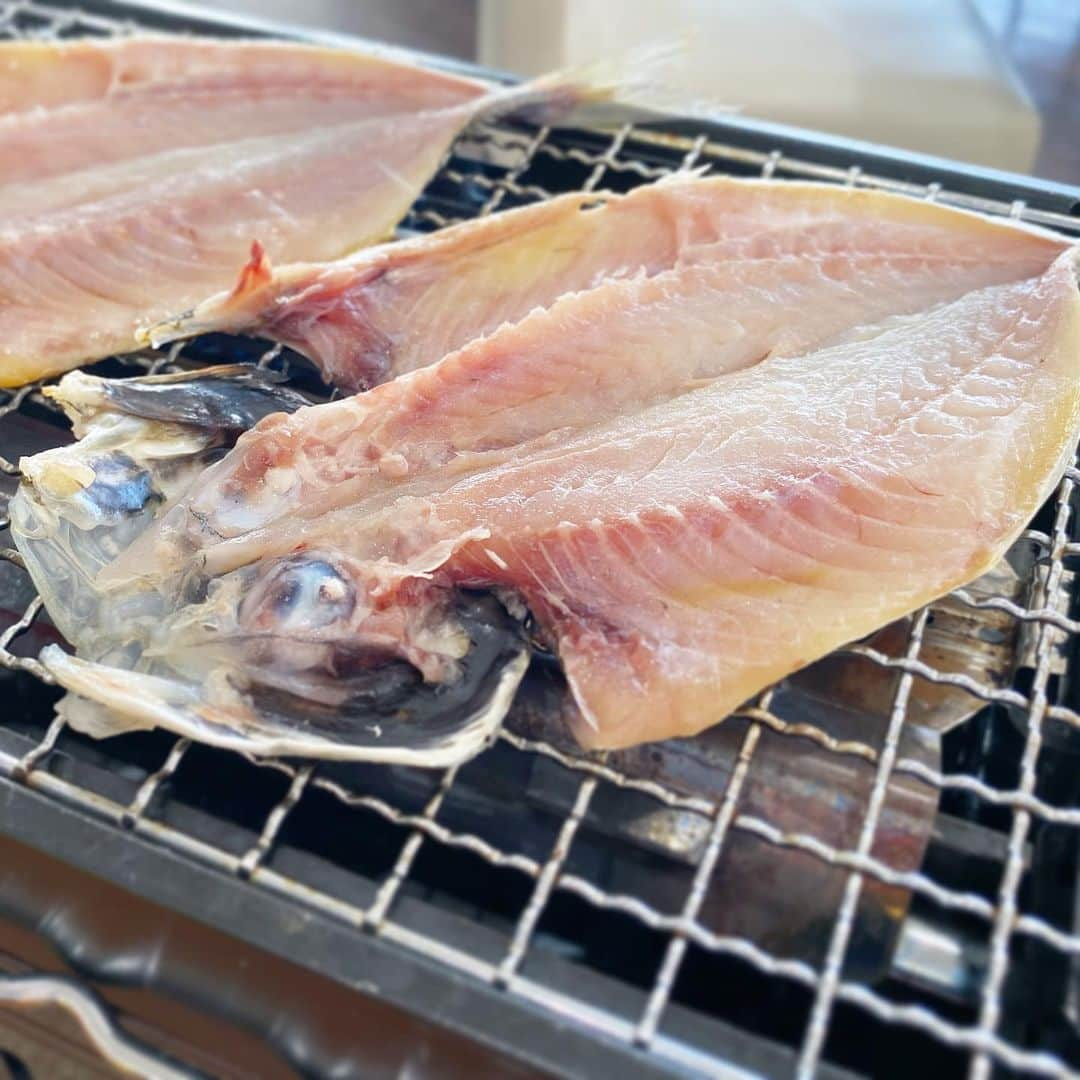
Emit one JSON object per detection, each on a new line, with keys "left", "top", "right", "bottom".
{"left": 0, "top": 35, "right": 624, "bottom": 386}
{"left": 10, "top": 184, "right": 1078, "bottom": 759}
{"left": 149, "top": 176, "right": 1072, "bottom": 392}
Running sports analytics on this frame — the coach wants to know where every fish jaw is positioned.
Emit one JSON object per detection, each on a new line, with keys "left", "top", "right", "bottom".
{"left": 38, "top": 584, "right": 530, "bottom": 768}
{"left": 44, "top": 648, "right": 530, "bottom": 768}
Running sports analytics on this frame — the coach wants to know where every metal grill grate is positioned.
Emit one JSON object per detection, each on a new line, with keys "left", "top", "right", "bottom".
{"left": 2, "top": 2, "right": 1080, "bottom": 1078}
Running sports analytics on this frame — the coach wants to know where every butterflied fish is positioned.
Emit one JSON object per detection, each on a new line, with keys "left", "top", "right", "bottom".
{"left": 147, "top": 176, "right": 1071, "bottom": 391}
{"left": 11, "top": 194, "right": 1080, "bottom": 760}
{"left": 0, "top": 35, "right": 638, "bottom": 387}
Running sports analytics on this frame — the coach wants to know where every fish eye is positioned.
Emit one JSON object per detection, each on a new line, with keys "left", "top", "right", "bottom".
{"left": 241, "top": 555, "right": 356, "bottom": 632}
{"left": 82, "top": 452, "right": 158, "bottom": 519}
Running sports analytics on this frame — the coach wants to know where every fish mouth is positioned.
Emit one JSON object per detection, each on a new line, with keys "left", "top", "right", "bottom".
{"left": 40, "top": 589, "right": 530, "bottom": 767}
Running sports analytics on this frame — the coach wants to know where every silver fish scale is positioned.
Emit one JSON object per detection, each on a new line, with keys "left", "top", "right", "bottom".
{"left": 0, "top": 3, "right": 1079, "bottom": 1079}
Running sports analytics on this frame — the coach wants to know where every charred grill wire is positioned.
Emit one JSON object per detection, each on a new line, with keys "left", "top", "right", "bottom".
{"left": 1, "top": 2, "right": 1080, "bottom": 1079}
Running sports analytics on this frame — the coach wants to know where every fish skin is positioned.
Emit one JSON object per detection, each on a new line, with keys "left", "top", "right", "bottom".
{"left": 116, "top": 181, "right": 1071, "bottom": 580}
{"left": 148, "top": 176, "right": 1072, "bottom": 392}
{"left": 0, "top": 37, "right": 609, "bottom": 388}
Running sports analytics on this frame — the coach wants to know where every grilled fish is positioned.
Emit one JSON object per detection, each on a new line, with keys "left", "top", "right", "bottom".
{"left": 148, "top": 176, "right": 1071, "bottom": 392}
{"left": 10, "top": 186, "right": 1079, "bottom": 760}
{"left": 0, "top": 36, "right": 626, "bottom": 387}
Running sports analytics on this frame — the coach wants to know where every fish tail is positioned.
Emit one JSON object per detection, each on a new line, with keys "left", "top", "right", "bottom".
{"left": 481, "top": 39, "right": 733, "bottom": 128}
{"left": 479, "top": 39, "right": 679, "bottom": 126}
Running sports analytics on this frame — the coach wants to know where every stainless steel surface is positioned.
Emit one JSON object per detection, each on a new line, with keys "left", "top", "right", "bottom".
{"left": 0, "top": 2, "right": 1079, "bottom": 1079}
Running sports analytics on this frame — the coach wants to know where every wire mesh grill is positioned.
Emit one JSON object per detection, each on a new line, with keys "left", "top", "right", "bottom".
{"left": 1, "top": 2, "right": 1080, "bottom": 1078}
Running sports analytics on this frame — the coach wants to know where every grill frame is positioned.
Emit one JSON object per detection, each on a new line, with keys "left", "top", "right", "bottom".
{"left": 1, "top": 2, "right": 1080, "bottom": 1078}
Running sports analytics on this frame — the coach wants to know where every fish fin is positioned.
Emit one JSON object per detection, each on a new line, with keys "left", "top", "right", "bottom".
{"left": 42, "top": 363, "right": 309, "bottom": 433}
{"left": 215, "top": 238, "right": 276, "bottom": 320}
{"left": 656, "top": 162, "right": 713, "bottom": 183}
{"left": 481, "top": 39, "right": 737, "bottom": 129}
{"left": 143, "top": 260, "right": 392, "bottom": 392}
{"left": 236, "top": 238, "right": 274, "bottom": 296}
{"left": 140, "top": 240, "right": 283, "bottom": 349}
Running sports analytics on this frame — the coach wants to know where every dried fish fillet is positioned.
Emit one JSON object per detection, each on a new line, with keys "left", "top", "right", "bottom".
{"left": 432, "top": 254, "right": 1080, "bottom": 747}
{"left": 11, "top": 185, "right": 1079, "bottom": 760}
{"left": 0, "top": 36, "right": 628, "bottom": 387}
{"left": 148, "top": 176, "right": 1071, "bottom": 391}
{"left": 133, "top": 253, "right": 1080, "bottom": 751}
{"left": 0, "top": 37, "right": 487, "bottom": 186}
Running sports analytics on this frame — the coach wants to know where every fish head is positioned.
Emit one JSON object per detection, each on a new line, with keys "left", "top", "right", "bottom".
{"left": 42, "top": 563, "right": 528, "bottom": 766}
{"left": 12, "top": 366, "right": 529, "bottom": 766}
{"left": 10, "top": 364, "right": 310, "bottom": 647}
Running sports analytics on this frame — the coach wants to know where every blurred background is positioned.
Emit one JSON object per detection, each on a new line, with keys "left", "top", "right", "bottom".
{"left": 199, "top": 0, "right": 1076, "bottom": 183}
